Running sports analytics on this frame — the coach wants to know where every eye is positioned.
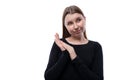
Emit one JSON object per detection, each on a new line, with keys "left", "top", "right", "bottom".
{"left": 67, "top": 21, "right": 73, "bottom": 26}
{"left": 76, "top": 18, "right": 81, "bottom": 23}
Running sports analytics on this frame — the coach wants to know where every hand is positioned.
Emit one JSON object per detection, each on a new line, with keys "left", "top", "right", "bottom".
{"left": 54, "top": 33, "right": 66, "bottom": 51}
{"left": 61, "top": 41, "right": 77, "bottom": 60}
{"left": 54, "top": 33, "right": 77, "bottom": 60}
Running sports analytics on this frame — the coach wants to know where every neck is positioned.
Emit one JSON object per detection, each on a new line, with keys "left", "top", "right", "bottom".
{"left": 70, "top": 34, "right": 87, "bottom": 42}
{"left": 66, "top": 35, "right": 88, "bottom": 45}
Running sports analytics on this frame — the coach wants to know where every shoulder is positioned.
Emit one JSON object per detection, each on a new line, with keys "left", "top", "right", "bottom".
{"left": 60, "top": 38, "right": 65, "bottom": 41}
{"left": 52, "top": 38, "right": 65, "bottom": 47}
{"left": 89, "top": 40, "right": 102, "bottom": 46}
{"left": 60, "top": 38, "right": 67, "bottom": 43}
{"left": 90, "top": 40, "right": 102, "bottom": 50}
{"left": 52, "top": 38, "right": 66, "bottom": 49}
{"left": 89, "top": 40, "right": 102, "bottom": 49}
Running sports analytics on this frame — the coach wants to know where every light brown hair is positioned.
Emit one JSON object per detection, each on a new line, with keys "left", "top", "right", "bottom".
{"left": 62, "top": 5, "right": 87, "bottom": 39}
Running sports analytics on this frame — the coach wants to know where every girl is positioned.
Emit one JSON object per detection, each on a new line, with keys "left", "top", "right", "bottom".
{"left": 44, "top": 5, "right": 104, "bottom": 80}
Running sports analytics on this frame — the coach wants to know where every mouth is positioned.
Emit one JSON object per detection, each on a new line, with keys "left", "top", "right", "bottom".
{"left": 74, "top": 30, "right": 81, "bottom": 34}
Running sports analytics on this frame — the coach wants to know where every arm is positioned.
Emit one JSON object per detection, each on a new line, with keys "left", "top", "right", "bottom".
{"left": 44, "top": 42, "right": 70, "bottom": 80}
{"left": 54, "top": 33, "right": 77, "bottom": 60}
{"left": 72, "top": 42, "right": 104, "bottom": 80}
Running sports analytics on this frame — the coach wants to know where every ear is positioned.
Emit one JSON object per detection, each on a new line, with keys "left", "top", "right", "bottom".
{"left": 83, "top": 17, "right": 86, "bottom": 26}
{"left": 84, "top": 16, "right": 86, "bottom": 19}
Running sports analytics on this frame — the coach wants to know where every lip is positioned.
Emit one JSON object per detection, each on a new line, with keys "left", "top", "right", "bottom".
{"left": 74, "top": 30, "right": 81, "bottom": 34}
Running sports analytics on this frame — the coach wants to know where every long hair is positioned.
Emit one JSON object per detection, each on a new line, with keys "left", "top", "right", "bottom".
{"left": 62, "top": 5, "right": 87, "bottom": 39}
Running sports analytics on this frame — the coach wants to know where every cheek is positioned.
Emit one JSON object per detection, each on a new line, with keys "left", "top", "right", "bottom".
{"left": 82, "top": 20, "right": 86, "bottom": 26}
{"left": 66, "top": 26, "right": 73, "bottom": 33}
{"left": 80, "top": 26, "right": 86, "bottom": 31}
{"left": 79, "top": 21, "right": 85, "bottom": 26}
{"left": 79, "top": 22, "right": 86, "bottom": 30}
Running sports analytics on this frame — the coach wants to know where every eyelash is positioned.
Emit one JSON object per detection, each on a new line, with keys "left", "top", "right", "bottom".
{"left": 67, "top": 18, "right": 82, "bottom": 26}
{"left": 67, "top": 22, "right": 73, "bottom": 25}
{"left": 76, "top": 18, "right": 81, "bottom": 22}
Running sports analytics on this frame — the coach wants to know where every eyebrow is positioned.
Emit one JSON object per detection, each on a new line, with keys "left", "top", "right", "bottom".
{"left": 66, "top": 16, "right": 82, "bottom": 22}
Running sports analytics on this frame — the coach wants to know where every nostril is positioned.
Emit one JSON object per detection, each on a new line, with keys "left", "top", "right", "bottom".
{"left": 74, "top": 26, "right": 79, "bottom": 29}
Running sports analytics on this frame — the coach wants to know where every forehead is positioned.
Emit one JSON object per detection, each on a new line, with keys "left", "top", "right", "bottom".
{"left": 65, "top": 13, "right": 83, "bottom": 22}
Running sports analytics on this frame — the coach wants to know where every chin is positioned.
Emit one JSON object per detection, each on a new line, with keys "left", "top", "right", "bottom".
{"left": 72, "top": 34, "right": 81, "bottom": 38}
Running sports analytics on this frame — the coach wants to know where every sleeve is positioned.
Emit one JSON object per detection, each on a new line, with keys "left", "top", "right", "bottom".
{"left": 71, "top": 42, "right": 104, "bottom": 80}
{"left": 44, "top": 42, "right": 70, "bottom": 80}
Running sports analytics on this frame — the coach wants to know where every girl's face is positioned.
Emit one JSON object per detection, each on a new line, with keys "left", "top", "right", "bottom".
{"left": 64, "top": 13, "right": 86, "bottom": 38}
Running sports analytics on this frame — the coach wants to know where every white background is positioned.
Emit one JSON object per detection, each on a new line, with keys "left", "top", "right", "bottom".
{"left": 0, "top": 0, "right": 120, "bottom": 80}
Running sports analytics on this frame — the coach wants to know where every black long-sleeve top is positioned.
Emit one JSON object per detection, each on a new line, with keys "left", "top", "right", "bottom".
{"left": 44, "top": 38, "right": 104, "bottom": 80}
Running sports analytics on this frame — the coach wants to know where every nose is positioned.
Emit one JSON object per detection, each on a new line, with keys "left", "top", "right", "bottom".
{"left": 74, "top": 23, "right": 79, "bottom": 29}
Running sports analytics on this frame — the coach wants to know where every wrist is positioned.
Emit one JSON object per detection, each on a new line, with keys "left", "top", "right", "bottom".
{"left": 69, "top": 48, "right": 77, "bottom": 60}
{"left": 69, "top": 47, "right": 74, "bottom": 54}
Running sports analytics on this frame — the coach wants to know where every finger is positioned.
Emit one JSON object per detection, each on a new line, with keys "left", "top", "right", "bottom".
{"left": 55, "top": 33, "right": 61, "bottom": 44}
{"left": 55, "top": 33, "right": 59, "bottom": 40}
{"left": 60, "top": 41, "right": 67, "bottom": 46}
{"left": 54, "top": 33, "right": 66, "bottom": 51}
{"left": 55, "top": 39, "right": 66, "bottom": 51}
{"left": 54, "top": 34, "right": 62, "bottom": 46}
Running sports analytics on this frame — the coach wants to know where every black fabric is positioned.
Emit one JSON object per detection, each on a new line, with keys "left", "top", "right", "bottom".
{"left": 44, "top": 38, "right": 104, "bottom": 80}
